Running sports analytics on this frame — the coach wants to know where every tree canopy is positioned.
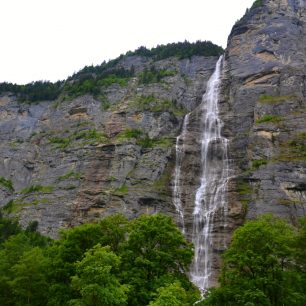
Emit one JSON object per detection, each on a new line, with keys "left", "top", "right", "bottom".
{"left": 201, "top": 215, "right": 306, "bottom": 306}
{"left": 1, "top": 211, "right": 305, "bottom": 305}
{"left": 0, "top": 213, "right": 199, "bottom": 306}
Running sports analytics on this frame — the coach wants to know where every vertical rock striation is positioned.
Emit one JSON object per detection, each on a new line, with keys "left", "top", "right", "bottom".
{"left": 221, "top": 0, "right": 306, "bottom": 224}
{"left": 0, "top": 56, "right": 218, "bottom": 238}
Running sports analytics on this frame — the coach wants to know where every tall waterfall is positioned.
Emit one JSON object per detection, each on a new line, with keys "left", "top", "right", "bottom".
{"left": 173, "top": 113, "right": 190, "bottom": 234}
{"left": 173, "top": 56, "right": 229, "bottom": 293}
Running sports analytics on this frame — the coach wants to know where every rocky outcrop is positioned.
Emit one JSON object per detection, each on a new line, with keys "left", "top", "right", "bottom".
{"left": 0, "top": 56, "right": 218, "bottom": 238}
{"left": 221, "top": 0, "right": 306, "bottom": 224}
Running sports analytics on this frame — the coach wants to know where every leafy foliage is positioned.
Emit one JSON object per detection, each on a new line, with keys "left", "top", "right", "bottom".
{"left": 0, "top": 81, "right": 63, "bottom": 102}
{"left": 256, "top": 114, "right": 282, "bottom": 124}
{"left": 0, "top": 213, "right": 197, "bottom": 305}
{"left": 126, "top": 40, "right": 223, "bottom": 60}
{"left": 201, "top": 215, "right": 306, "bottom": 306}
{"left": 69, "top": 245, "right": 128, "bottom": 306}
{"left": 121, "top": 214, "right": 196, "bottom": 305}
{"left": 138, "top": 67, "right": 175, "bottom": 84}
{"left": 251, "top": 0, "right": 264, "bottom": 10}
{"left": 20, "top": 184, "right": 54, "bottom": 194}
{"left": 0, "top": 176, "right": 14, "bottom": 192}
{"left": 148, "top": 282, "right": 189, "bottom": 306}
{"left": 1, "top": 212, "right": 306, "bottom": 305}
{"left": 63, "top": 67, "right": 134, "bottom": 99}
{"left": 0, "top": 41, "right": 222, "bottom": 102}
{"left": 0, "top": 214, "right": 21, "bottom": 245}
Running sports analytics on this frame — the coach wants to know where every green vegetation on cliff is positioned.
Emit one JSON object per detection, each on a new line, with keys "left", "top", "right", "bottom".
{"left": 138, "top": 67, "right": 176, "bottom": 84}
{"left": 0, "top": 40, "right": 223, "bottom": 102}
{"left": 278, "top": 132, "right": 306, "bottom": 162}
{"left": 49, "top": 128, "right": 108, "bottom": 149}
{"left": 0, "top": 176, "right": 14, "bottom": 192}
{"left": 126, "top": 40, "right": 223, "bottom": 60}
{"left": 63, "top": 67, "right": 134, "bottom": 100}
{"left": 251, "top": 0, "right": 264, "bottom": 10}
{"left": 0, "top": 81, "right": 63, "bottom": 102}
{"left": 130, "top": 95, "right": 186, "bottom": 116}
{"left": 258, "top": 94, "right": 298, "bottom": 104}
{"left": 256, "top": 114, "right": 282, "bottom": 124}
{"left": 20, "top": 185, "right": 54, "bottom": 195}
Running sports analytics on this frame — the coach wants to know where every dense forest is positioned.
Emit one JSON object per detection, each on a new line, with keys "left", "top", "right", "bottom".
{"left": 1, "top": 212, "right": 305, "bottom": 306}
{"left": 0, "top": 213, "right": 199, "bottom": 306}
{"left": 0, "top": 40, "right": 223, "bottom": 103}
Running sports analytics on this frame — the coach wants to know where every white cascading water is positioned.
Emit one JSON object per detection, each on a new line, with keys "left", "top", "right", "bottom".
{"left": 173, "top": 113, "right": 190, "bottom": 234}
{"left": 191, "top": 55, "right": 229, "bottom": 292}
{"left": 173, "top": 56, "right": 229, "bottom": 293}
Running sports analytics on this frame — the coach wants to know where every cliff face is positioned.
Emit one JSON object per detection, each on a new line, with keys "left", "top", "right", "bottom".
{"left": 222, "top": 0, "right": 306, "bottom": 222}
{"left": 0, "top": 55, "right": 218, "bottom": 238}
{"left": 168, "top": 0, "right": 306, "bottom": 286}
{"left": 0, "top": 0, "right": 305, "bottom": 286}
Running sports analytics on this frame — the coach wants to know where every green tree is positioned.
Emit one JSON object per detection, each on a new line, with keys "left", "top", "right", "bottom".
{"left": 45, "top": 223, "right": 104, "bottom": 305}
{"left": 9, "top": 247, "right": 48, "bottom": 306}
{"left": 68, "top": 244, "right": 128, "bottom": 306}
{"left": 121, "top": 213, "right": 195, "bottom": 305}
{"left": 0, "top": 231, "right": 50, "bottom": 306}
{"left": 98, "top": 214, "right": 128, "bottom": 252}
{"left": 0, "top": 214, "right": 21, "bottom": 245}
{"left": 45, "top": 215, "right": 128, "bottom": 305}
{"left": 202, "top": 214, "right": 306, "bottom": 306}
{"left": 148, "top": 282, "right": 189, "bottom": 306}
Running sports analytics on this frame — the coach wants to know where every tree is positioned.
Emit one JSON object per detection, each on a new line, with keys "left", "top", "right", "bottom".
{"left": 148, "top": 282, "right": 189, "bottom": 306}
{"left": 98, "top": 214, "right": 128, "bottom": 252}
{"left": 45, "top": 216, "right": 128, "bottom": 305}
{"left": 121, "top": 213, "right": 196, "bottom": 306}
{"left": 0, "top": 231, "right": 50, "bottom": 306}
{"left": 0, "top": 214, "right": 21, "bottom": 245}
{"left": 9, "top": 247, "right": 48, "bottom": 306}
{"left": 68, "top": 244, "right": 128, "bottom": 306}
{"left": 202, "top": 214, "right": 306, "bottom": 306}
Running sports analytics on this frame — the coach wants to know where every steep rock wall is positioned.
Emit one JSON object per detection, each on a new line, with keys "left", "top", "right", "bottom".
{"left": 0, "top": 56, "right": 218, "bottom": 238}
{"left": 221, "top": 0, "right": 306, "bottom": 223}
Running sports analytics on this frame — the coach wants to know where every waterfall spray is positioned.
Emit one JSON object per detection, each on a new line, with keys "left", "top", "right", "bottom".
{"left": 173, "top": 56, "right": 229, "bottom": 294}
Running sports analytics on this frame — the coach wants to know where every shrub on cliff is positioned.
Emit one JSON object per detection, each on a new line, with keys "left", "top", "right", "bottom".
{"left": 251, "top": 0, "right": 264, "bottom": 10}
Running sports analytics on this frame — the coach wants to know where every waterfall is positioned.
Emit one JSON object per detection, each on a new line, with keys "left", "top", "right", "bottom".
{"left": 191, "top": 55, "right": 228, "bottom": 292}
{"left": 173, "top": 55, "right": 229, "bottom": 293}
{"left": 173, "top": 113, "right": 190, "bottom": 234}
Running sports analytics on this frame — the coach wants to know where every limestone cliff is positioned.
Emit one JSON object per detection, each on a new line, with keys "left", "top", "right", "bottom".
{"left": 0, "top": 55, "right": 218, "bottom": 238}
{"left": 222, "top": 0, "right": 306, "bottom": 222}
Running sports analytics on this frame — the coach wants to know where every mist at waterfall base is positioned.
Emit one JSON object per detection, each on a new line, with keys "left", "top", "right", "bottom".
{"left": 173, "top": 56, "right": 229, "bottom": 293}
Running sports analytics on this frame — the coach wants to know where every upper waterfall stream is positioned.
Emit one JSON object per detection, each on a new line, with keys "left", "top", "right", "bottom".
{"left": 173, "top": 56, "right": 229, "bottom": 293}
